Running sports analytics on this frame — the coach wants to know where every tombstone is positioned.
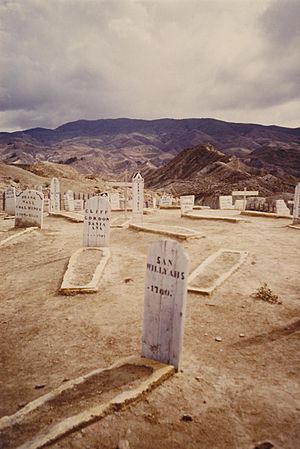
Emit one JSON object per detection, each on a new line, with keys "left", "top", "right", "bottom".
{"left": 292, "top": 183, "right": 300, "bottom": 224}
{"left": 44, "top": 197, "right": 50, "bottom": 212}
{"left": 50, "top": 177, "right": 60, "bottom": 212}
{"left": 64, "top": 190, "right": 75, "bottom": 211}
{"left": 83, "top": 196, "right": 111, "bottom": 247}
{"left": 15, "top": 190, "right": 44, "bottom": 228}
{"left": 180, "top": 195, "right": 195, "bottom": 214}
{"left": 5, "top": 187, "right": 16, "bottom": 215}
{"left": 109, "top": 192, "right": 120, "bottom": 210}
{"left": 234, "top": 199, "right": 244, "bottom": 211}
{"left": 152, "top": 197, "right": 157, "bottom": 209}
{"left": 219, "top": 195, "right": 233, "bottom": 209}
{"left": 232, "top": 189, "right": 259, "bottom": 211}
{"left": 132, "top": 172, "right": 144, "bottom": 222}
{"left": 160, "top": 196, "right": 173, "bottom": 206}
{"left": 142, "top": 239, "right": 189, "bottom": 370}
{"left": 74, "top": 199, "right": 84, "bottom": 212}
{"left": 275, "top": 199, "right": 290, "bottom": 216}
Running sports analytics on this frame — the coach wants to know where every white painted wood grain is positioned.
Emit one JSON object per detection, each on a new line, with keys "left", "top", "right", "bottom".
{"left": 83, "top": 196, "right": 111, "bottom": 247}
{"left": 15, "top": 190, "right": 44, "bottom": 229}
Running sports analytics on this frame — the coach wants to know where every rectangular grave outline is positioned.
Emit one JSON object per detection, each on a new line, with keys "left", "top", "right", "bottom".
{"left": 60, "top": 247, "right": 110, "bottom": 294}
{"left": 182, "top": 212, "right": 244, "bottom": 223}
{"left": 188, "top": 248, "right": 248, "bottom": 296}
{"left": 129, "top": 223, "right": 201, "bottom": 240}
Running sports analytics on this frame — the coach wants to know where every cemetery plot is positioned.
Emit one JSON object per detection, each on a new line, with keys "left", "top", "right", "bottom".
{"left": 0, "top": 356, "right": 174, "bottom": 449}
{"left": 60, "top": 247, "right": 110, "bottom": 294}
{"left": 188, "top": 249, "right": 248, "bottom": 295}
{"left": 129, "top": 223, "right": 201, "bottom": 240}
{"left": 0, "top": 227, "right": 38, "bottom": 248}
{"left": 182, "top": 212, "right": 244, "bottom": 223}
{"left": 48, "top": 210, "right": 84, "bottom": 223}
{"left": 110, "top": 216, "right": 130, "bottom": 228}
{"left": 241, "top": 210, "right": 292, "bottom": 219}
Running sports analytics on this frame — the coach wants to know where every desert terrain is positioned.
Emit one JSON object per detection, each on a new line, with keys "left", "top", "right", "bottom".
{"left": 0, "top": 207, "right": 299, "bottom": 449}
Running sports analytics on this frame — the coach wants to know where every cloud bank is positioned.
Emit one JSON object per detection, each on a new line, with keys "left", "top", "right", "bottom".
{"left": 0, "top": 0, "right": 299, "bottom": 131}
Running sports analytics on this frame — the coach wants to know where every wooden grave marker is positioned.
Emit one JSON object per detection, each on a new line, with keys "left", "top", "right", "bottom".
{"left": 83, "top": 196, "right": 111, "bottom": 247}
{"left": 132, "top": 172, "right": 144, "bottom": 223}
{"left": 219, "top": 195, "right": 233, "bottom": 210}
{"left": 5, "top": 187, "right": 16, "bottom": 215}
{"left": 142, "top": 239, "right": 189, "bottom": 370}
{"left": 50, "top": 177, "right": 60, "bottom": 212}
{"left": 275, "top": 199, "right": 290, "bottom": 216}
{"left": 232, "top": 188, "right": 259, "bottom": 211}
{"left": 180, "top": 195, "right": 195, "bottom": 214}
{"left": 292, "top": 183, "right": 300, "bottom": 224}
{"left": 15, "top": 190, "right": 44, "bottom": 228}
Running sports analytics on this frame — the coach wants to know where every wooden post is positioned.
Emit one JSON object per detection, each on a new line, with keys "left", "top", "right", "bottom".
{"left": 142, "top": 239, "right": 189, "bottom": 370}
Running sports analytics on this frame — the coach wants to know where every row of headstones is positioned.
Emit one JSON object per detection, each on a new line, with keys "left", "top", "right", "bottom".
{"left": 219, "top": 193, "right": 293, "bottom": 216}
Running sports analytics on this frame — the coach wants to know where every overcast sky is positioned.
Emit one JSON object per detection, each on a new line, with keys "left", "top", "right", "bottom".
{"left": 0, "top": 0, "right": 299, "bottom": 131}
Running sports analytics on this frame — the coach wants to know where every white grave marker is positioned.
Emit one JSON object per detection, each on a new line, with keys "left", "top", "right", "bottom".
{"left": 160, "top": 196, "right": 173, "bottom": 206}
{"left": 83, "top": 196, "right": 111, "bottom": 247}
{"left": 15, "top": 190, "right": 44, "bottom": 228}
{"left": 275, "top": 199, "right": 290, "bottom": 216}
{"left": 180, "top": 195, "right": 195, "bottom": 214}
{"left": 64, "top": 190, "right": 75, "bottom": 211}
{"left": 234, "top": 199, "right": 244, "bottom": 211}
{"left": 50, "top": 177, "right": 60, "bottom": 212}
{"left": 74, "top": 199, "right": 84, "bottom": 212}
{"left": 132, "top": 172, "right": 144, "bottom": 222}
{"left": 232, "top": 189, "right": 259, "bottom": 211}
{"left": 5, "top": 187, "right": 16, "bottom": 215}
{"left": 142, "top": 239, "right": 189, "bottom": 370}
{"left": 292, "top": 183, "right": 300, "bottom": 224}
{"left": 109, "top": 192, "right": 120, "bottom": 210}
{"left": 219, "top": 195, "right": 233, "bottom": 210}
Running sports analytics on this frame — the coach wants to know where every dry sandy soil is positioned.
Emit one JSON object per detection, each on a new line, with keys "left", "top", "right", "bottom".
{"left": 0, "top": 209, "right": 299, "bottom": 449}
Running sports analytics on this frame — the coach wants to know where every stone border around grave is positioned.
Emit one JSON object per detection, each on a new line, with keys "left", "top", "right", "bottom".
{"left": 182, "top": 212, "right": 244, "bottom": 223}
{"left": 0, "top": 227, "right": 38, "bottom": 248}
{"left": 60, "top": 247, "right": 110, "bottom": 294}
{"left": 287, "top": 224, "right": 300, "bottom": 231}
{"left": 129, "top": 223, "right": 201, "bottom": 240}
{"left": 240, "top": 211, "right": 292, "bottom": 219}
{"left": 48, "top": 211, "right": 84, "bottom": 223}
{"left": 188, "top": 248, "right": 248, "bottom": 296}
{"left": 110, "top": 217, "right": 130, "bottom": 228}
{"left": 0, "top": 356, "right": 174, "bottom": 449}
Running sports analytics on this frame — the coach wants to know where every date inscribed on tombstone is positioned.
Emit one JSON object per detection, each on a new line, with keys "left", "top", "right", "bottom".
{"left": 142, "top": 239, "right": 189, "bottom": 370}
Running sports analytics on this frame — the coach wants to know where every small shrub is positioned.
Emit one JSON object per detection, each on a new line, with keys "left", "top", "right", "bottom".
{"left": 252, "top": 283, "right": 281, "bottom": 304}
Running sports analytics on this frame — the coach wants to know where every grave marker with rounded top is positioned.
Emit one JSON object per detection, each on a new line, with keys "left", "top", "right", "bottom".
{"left": 109, "top": 192, "right": 120, "bottom": 210}
{"left": 5, "top": 187, "right": 16, "bottom": 215}
{"left": 15, "top": 190, "right": 44, "bottom": 228}
{"left": 50, "top": 177, "right": 60, "bottom": 212}
{"left": 219, "top": 195, "right": 233, "bottom": 209}
{"left": 142, "top": 239, "right": 189, "bottom": 370}
{"left": 83, "top": 196, "right": 111, "bottom": 247}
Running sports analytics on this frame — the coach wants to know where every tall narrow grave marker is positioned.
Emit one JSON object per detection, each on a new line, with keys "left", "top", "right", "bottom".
{"left": 132, "top": 172, "right": 144, "bottom": 223}
{"left": 5, "top": 187, "right": 16, "bottom": 215}
{"left": 83, "top": 196, "right": 111, "bottom": 247}
{"left": 292, "top": 183, "right": 300, "bottom": 225}
{"left": 50, "top": 177, "right": 60, "bottom": 212}
{"left": 142, "top": 239, "right": 189, "bottom": 370}
{"left": 15, "top": 190, "right": 44, "bottom": 228}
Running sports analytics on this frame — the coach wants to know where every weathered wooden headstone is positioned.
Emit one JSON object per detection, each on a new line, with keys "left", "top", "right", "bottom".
{"left": 132, "top": 172, "right": 144, "bottom": 222}
{"left": 5, "top": 187, "right": 16, "bottom": 215}
{"left": 160, "top": 196, "right": 173, "bottom": 206}
{"left": 219, "top": 195, "right": 233, "bottom": 210}
{"left": 180, "top": 195, "right": 195, "bottom": 214}
{"left": 74, "top": 199, "right": 84, "bottom": 212}
{"left": 275, "top": 199, "right": 290, "bottom": 216}
{"left": 142, "top": 239, "right": 189, "bottom": 370}
{"left": 15, "top": 190, "right": 44, "bottom": 228}
{"left": 50, "top": 177, "right": 60, "bottom": 212}
{"left": 83, "top": 196, "right": 111, "bottom": 247}
{"left": 232, "top": 189, "right": 258, "bottom": 211}
{"left": 152, "top": 196, "right": 157, "bottom": 209}
{"left": 109, "top": 192, "right": 120, "bottom": 210}
{"left": 234, "top": 199, "right": 244, "bottom": 211}
{"left": 64, "top": 190, "right": 75, "bottom": 211}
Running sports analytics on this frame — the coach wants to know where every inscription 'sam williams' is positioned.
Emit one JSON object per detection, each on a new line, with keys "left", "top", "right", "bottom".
{"left": 15, "top": 190, "right": 44, "bottom": 228}
{"left": 83, "top": 196, "right": 111, "bottom": 247}
{"left": 142, "top": 239, "right": 189, "bottom": 370}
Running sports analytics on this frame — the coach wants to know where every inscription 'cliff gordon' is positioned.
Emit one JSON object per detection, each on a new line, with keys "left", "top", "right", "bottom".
{"left": 147, "top": 256, "right": 185, "bottom": 280}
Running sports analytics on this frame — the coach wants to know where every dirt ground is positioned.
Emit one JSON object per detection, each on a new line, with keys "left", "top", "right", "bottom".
{"left": 0, "top": 209, "right": 299, "bottom": 449}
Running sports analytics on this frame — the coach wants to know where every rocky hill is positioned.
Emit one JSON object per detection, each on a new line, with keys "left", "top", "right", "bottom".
{"left": 0, "top": 118, "right": 299, "bottom": 176}
{"left": 144, "top": 144, "right": 298, "bottom": 206}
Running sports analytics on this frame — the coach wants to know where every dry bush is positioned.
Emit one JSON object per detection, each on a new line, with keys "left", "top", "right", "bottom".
{"left": 252, "top": 283, "right": 282, "bottom": 304}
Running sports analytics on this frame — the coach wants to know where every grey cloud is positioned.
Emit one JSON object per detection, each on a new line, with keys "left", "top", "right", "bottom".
{"left": 0, "top": 0, "right": 299, "bottom": 131}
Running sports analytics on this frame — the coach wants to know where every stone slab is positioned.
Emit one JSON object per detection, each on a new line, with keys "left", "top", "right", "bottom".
{"left": 182, "top": 212, "right": 244, "bottom": 223}
{"left": 188, "top": 249, "right": 248, "bottom": 295}
{"left": 0, "top": 356, "right": 174, "bottom": 449}
{"left": 48, "top": 211, "right": 84, "bottom": 222}
{"left": 241, "top": 211, "right": 292, "bottom": 219}
{"left": 60, "top": 247, "right": 110, "bottom": 294}
{"left": 0, "top": 227, "right": 38, "bottom": 248}
{"left": 110, "top": 216, "right": 130, "bottom": 228}
{"left": 129, "top": 223, "right": 201, "bottom": 240}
